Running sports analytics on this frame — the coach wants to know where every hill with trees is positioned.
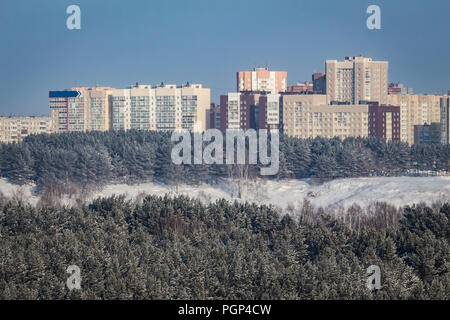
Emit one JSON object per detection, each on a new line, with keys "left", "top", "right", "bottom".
{"left": 0, "top": 131, "right": 448, "bottom": 196}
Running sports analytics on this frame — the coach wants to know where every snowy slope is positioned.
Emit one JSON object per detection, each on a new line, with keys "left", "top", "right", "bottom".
{"left": 96, "top": 176, "right": 450, "bottom": 210}
{"left": 0, "top": 176, "right": 449, "bottom": 210}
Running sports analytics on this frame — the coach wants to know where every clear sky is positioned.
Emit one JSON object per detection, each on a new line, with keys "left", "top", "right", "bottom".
{"left": 0, "top": 0, "right": 449, "bottom": 116}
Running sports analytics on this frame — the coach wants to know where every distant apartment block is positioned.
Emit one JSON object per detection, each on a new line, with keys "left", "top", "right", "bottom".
{"left": 312, "top": 72, "right": 326, "bottom": 94}
{"left": 414, "top": 123, "right": 441, "bottom": 145}
{"left": 283, "top": 103, "right": 369, "bottom": 140}
{"left": 209, "top": 103, "right": 220, "bottom": 129}
{"left": 0, "top": 116, "right": 52, "bottom": 143}
{"left": 387, "top": 94, "right": 443, "bottom": 145}
{"left": 220, "top": 92, "right": 261, "bottom": 130}
{"left": 50, "top": 83, "right": 210, "bottom": 133}
{"left": 281, "top": 95, "right": 399, "bottom": 141}
{"left": 441, "top": 97, "right": 449, "bottom": 144}
{"left": 326, "top": 56, "right": 388, "bottom": 105}
{"left": 258, "top": 94, "right": 281, "bottom": 130}
{"left": 367, "top": 102, "right": 401, "bottom": 142}
{"left": 237, "top": 67, "right": 287, "bottom": 94}
{"left": 49, "top": 87, "right": 113, "bottom": 133}
{"left": 388, "top": 83, "right": 413, "bottom": 95}
{"left": 111, "top": 83, "right": 210, "bottom": 132}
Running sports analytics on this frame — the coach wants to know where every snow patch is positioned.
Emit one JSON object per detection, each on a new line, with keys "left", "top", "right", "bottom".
{"left": 0, "top": 176, "right": 449, "bottom": 210}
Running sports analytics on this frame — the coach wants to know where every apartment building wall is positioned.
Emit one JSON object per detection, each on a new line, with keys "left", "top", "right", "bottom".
{"left": 387, "top": 94, "right": 443, "bottom": 145}
{"left": 312, "top": 72, "right": 326, "bottom": 94}
{"left": 367, "top": 102, "right": 401, "bottom": 142}
{"left": 49, "top": 87, "right": 113, "bottom": 132}
{"left": 258, "top": 94, "right": 281, "bottom": 130}
{"left": 280, "top": 94, "right": 329, "bottom": 137}
{"left": 282, "top": 104, "right": 369, "bottom": 139}
{"left": 209, "top": 103, "right": 220, "bottom": 129}
{"left": 441, "top": 97, "right": 449, "bottom": 144}
{"left": 220, "top": 92, "right": 261, "bottom": 130}
{"left": 326, "top": 56, "right": 388, "bottom": 105}
{"left": 414, "top": 123, "right": 441, "bottom": 145}
{"left": 52, "top": 83, "right": 210, "bottom": 133}
{"left": 237, "top": 68, "right": 287, "bottom": 94}
{"left": 0, "top": 116, "right": 52, "bottom": 143}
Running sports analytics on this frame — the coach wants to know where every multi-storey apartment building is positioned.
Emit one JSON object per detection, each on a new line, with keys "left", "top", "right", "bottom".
{"left": 326, "top": 56, "right": 388, "bottom": 105}
{"left": 51, "top": 83, "right": 210, "bottom": 133}
{"left": 237, "top": 67, "right": 287, "bottom": 94}
{"left": 258, "top": 94, "right": 281, "bottom": 130}
{"left": 209, "top": 103, "right": 221, "bottom": 129}
{"left": 281, "top": 95, "right": 399, "bottom": 141}
{"left": 414, "top": 123, "right": 441, "bottom": 145}
{"left": 49, "top": 87, "right": 113, "bottom": 132}
{"left": 387, "top": 94, "right": 443, "bottom": 145}
{"left": 283, "top": 104, "right": 369, "bottom": 140}
{"left": 219, "top": 92, "right": 284, "bottom": 131}
{"left": 0, "top": 116, "right": 52, "bottom": 143}
{"left": 441, "top": 97, "right": 449, "bottom": 144}
{"left": 367, "top": 102, "right": 401, "bottom": 142}
{"left": 220, "top": 92, "right": 262, "bottom": 130}
{"left": 281, "top": 94, "right": 333, "bottom": 138}
{"left": 312, "top": 72, "right": 326, "bottom": 94}
{"left": 116, "top": 83, "right": 210, "bottom": 132}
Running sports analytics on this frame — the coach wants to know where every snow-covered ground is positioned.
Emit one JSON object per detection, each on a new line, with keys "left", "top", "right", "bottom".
{"left": 1, "top": 176, "right": 449, "bottom": 210}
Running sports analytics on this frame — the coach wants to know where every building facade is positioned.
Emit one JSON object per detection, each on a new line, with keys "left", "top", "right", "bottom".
{"left": 0, "top": 116, "right": 52, "bottom": 143}
{"left": 282, "top": 102, "right": 369, "bottom": 139}
{"left": 258, "top": 94, "right": 281, "bottom": 130}
{"left": 209, "top": 103, "right": 221, "bottom": 129}
{"left": 414, "top": 123, "right": 441, "bottom": 145}
{"left": 312, "top": 72, "right": 326, "bottom": 94}
{"left": 441, "top": 97, "right": 449, "bottom": 144}
{"left": 326, "top": 56, "right": 388, "bottom": 105}
{"left": 237, "top": 67, "right": 287, "bottom": 94}
{"left": 367, "top": 102, "right": 401, "bottom": 142}
{"left": 49, "top": 87, "right": 113, "bottom": 133}
{"left": 220, "top": 92, "right": 262, "bottom": 130}
{"left": 387, "top": 94, "right": 443, "bottom": 145}
{"left": 50, "top": 84, "right": 210, "bottom": 133}
{"left": 111, "top": 83, "right": 210, "bottom": 132}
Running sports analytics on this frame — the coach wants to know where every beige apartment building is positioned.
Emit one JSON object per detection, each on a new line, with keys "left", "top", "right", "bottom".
{"left": 50, "top": 83, "right": 210, "bottom": 133}
{"left": 0, "top": 116, "right": 52, "bottom": 143}
{"left": 111, "top": 83, "right": 210, "bottom": 132}
{"left": 387, "top": 94, "right": 443, "bottom": 145}
{"left": 326, "top": 56, "right": 388, "bottom": 105}
{"left": 49, "top": 87, "right": 113, "bottom": 133}
{"left": 237, "top": 67, "right": 287, "bottom": 94}
{"left": 281, "top": 94, "right": 367, "bottom": 139}
{"left": 281, "top": 94, "right": 369, "bottom": 139}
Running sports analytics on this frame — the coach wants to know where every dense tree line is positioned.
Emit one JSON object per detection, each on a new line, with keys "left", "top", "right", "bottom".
{"left": 0, "top": 131, "right": 449, "bottom": 193}
{"left": 0, "top": 195, "right": 448, "bottom": 299}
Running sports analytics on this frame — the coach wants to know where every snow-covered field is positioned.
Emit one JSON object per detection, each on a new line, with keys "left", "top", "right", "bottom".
{"left": 1, "top": 176, "right": 449, "bottom": 210}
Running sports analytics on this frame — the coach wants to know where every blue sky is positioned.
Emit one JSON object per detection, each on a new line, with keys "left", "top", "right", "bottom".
{"left": 0, "top": 0, "right": 449, "bottom": 115}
